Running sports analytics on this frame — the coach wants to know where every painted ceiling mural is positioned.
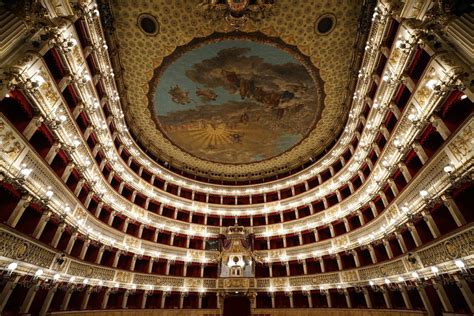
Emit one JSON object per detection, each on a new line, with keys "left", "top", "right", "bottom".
{"left": 108, "top": 0, "right": 366, "bottom": 179}
{"left": 150, "top": 36, "right": 322, "bottom": 164}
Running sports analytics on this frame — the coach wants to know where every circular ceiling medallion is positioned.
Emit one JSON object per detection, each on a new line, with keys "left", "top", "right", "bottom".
{"left": 315, "top": 14, "right": 336, "bottom": 35}
{"left": 149, "top": 34, "right": 323, "bottom": 165}
{"left": 137, "top": 14, "right": 159, "bottom": 36}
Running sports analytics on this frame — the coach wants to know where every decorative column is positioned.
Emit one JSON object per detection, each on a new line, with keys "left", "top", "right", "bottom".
{"left": 387, "top": 178, "right": 399, "bottom": 196}
{"left": 335, "top": 254, "right": 343, "bottom": 270}
{"left": 122, "top": 218, "right": 130, "bottom": 233}
{"left": 306, "top": 291, "right": 312, "bottom": 308}
{"left": 165, "top": 261, "right": 171, "bottom": 275}
{"left": 112, "top": 250, "right": 122, "bottom": 268}
{"left": 395, "top": 232, "right": 408, "bottom": 253}
{"left": 325, "top": 291, "right": 332, "bottom": 308}
{"left": 95, "top": 245, "right": 106, "bottom": 264}
{"left": 357, "top": 211, "right": 365, "bottom": 225}
{"left": 22, "top": 116, "right": 43, "bottom": 140}
{"left": 0, "top": 276, "right": 19, "bottom": 312}
{"left": 302, "top": 259, "right": 308, "bottom": 274}
{"left": 61, "top": 162, "right": 74, "bottom": 182}
{"left": 399, "top": 285, "right": 413, "bottom": 309}
{"left": 441, "top": 194, "right": 466, "bottom": 226}
{"left": 160, "top": 291, "right": 167, "bottom": 308}
{"left": 51, "top": 223, "right": 67, "bottom": 248}
{"left": 65, "top": 232, "right": 79, "bottom": 254}
{"left": 121, "top": 291, "right": 129, "bottom": 309}
{"left": 432, "top": 281, "right": 453, "bottom": 313}
{"left": 379, "top": 192, "right": 389, "bottom": 208}
{"left": 60, "top": 287, "right": 74, "bottom": 311}
{"left": 430, "top": 114, "right": 451, "bottom": 140}
{"left": 343, "top": 218, "right": 350, "bottom": 233}
{"left": 79, "top": 239, "right": 91, "bottom": 260}
{"left": 249, "top": 291, "right": 257, "bottom": 310}
{"left": 148, "top": 258, "right": 154, "bottom": 274}
{"left": 362, "top": 287, "right": 372, "bottom": 308}
{"left": 216, "top": 292, "right": 223, "bottom": 310}
{"left": 19, "top": 284, "right": 39, "bottom": 314}
{"left": 407, "top": 223, "right": 422, "bottom": 247}
{"left": 33, "top": 211, "right": 51, "bottom": 239}
{"left": 288, "top": 292, "right": 294, "bottom": 308}
{"left": 382, "top": 289, "right": 392, "bottom": 308}
{"left": 344, "top": 289, "right": 352, "bottom": 308}
{"left": 328, "top": 223, "right": 335, "bottom": 238}
{"left": 369, "top": 201, "right": 378, "bottom": 217}
{"left": 74, "top": 179, "right": 85, "bottom": 196}
{"left": 455, "top": 277, "right": 474, "bottom": 313}
{"left": 367, "top": 244, "right": 377, "bottom": 264}
{"left": 101, "top": 288, "right": 111, "bottom": 309}
{"left": 383, "top": 239, "right": 394, "bottom": 259}
{"left": 6, "top": 195, "right": 31, "bottom": 227}
{"left": 130, "top": 254, "right": 138, "bottom": 271}
{"left": 389, "top": 101, "right": 401, "bottom": 119}
{"left": 107, "top": 211, "right": 116, "bottom": 226}
{"left": 80, "top": 287, "right": 92, "bottom": 310}
{"left": 179, "top": 292, "right": 185, "bottom": 308}
{"left": 412, "top": 142, "right": 428, "bottom": 164}
{"left": 352, "top": 250, "right": 360, "bottom": 267}
{"left": 417, "top": 286, "right": 435, "bottom": 316}
{"left": 398, "top": 162, "right": 412, "bottom": 182}
{"left": 141, "top": 291, "right": 149, "bottom": 309}
{"left": 39, "top": 285, "right": 58, "bottom": 315}
{"left": 319, "top": 258, "right": 325, "bottom": 273}
{"left": 422, "top": 211, "right": 441, "bottom": 238}
{"left": 45, "top": 142, "right": 61, "bottom": 164}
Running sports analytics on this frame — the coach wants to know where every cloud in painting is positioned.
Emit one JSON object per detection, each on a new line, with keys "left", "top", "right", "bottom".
{"left": 185, "top": 47, "right": 316, "bottom": 110}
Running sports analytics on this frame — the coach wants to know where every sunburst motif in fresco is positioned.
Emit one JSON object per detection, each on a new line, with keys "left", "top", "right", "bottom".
{"left": 152, "top": 37, "right": 322, "bottom": 164}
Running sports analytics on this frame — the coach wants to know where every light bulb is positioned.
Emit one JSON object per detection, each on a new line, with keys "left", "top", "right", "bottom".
{"left": 7, "top": 262, "right": 18, "bottom": 271}
{"left": 455, "top": 260, "right": 465, "bottom": 268}
{"left": 425, "top": 79, "right": 437, "bottom": 89}
{"left": 411, "top": 272, "right": 419, "bottom": 278}
{"left": 45, "top": 189, "right": 54, "bottom": 198}
{"left": 431, "top": 266, "right": 439, "bottom": 273}
{"left": 419, "top": 190, "right": 429, "bottom": 198}
{"left": 443, "top": 164, "right": 454, "bottom": 173}
{"left": 53, "top": 273, "right": 60, "bottom": 280}
{"left": 34, "top": 269, "right": 43, "bottom": 277}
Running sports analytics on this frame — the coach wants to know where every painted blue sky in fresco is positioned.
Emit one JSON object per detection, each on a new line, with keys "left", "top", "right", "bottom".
{"left": 154, "top": 40, "right": 299, "bottom": 116}
{"left": 150, "top": 37, "right": 319, "bottom": 164}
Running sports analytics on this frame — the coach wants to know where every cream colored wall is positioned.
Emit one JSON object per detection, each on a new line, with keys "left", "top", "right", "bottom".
{"left": 50, "top": 308, "right": 427, "bottom": 316}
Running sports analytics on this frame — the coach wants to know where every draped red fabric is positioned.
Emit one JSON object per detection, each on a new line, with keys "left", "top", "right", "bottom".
{"left": 223, "top": 296, "right": 251, "bottom": 316}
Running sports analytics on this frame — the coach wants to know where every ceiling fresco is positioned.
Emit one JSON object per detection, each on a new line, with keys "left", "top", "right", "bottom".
{"left": 150, "top": 35, "right": 323, "bottom": 164}
{"left": 106, "top": 0, "right": 369, "bottom": 179}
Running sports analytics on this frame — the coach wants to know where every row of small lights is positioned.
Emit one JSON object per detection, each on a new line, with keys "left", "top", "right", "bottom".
{"left": 13, "top": 134, "right": 458, "bottom": 262}
{"left": 6, "top": 258, "right": 467, "bottom": 293}
{"left": 15, "top": 155, "right": 456, "bottom": 259}
{"left": 4, "top": 261, "right": 206, "bottom": 294}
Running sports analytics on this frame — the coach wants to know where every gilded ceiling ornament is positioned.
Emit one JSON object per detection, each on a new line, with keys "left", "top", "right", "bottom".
{"left": 197, "top": 0, "right": 274, "bottom": 29}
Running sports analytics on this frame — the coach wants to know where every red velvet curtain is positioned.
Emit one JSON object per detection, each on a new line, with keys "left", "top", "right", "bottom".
{"left": 223, "top": 296, "right": 251, "bottom": 316}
